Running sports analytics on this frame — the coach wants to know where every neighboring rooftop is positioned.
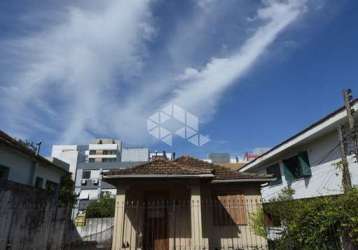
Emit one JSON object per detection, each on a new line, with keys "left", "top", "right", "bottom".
{"left": 208, "top": 153, "right": 231, "bottom": 164}
{"left": 240, "top": 98, "right": 358, "bottom": 172}
{"left": 0, "top": 130, "right": 69, "bottom": 172}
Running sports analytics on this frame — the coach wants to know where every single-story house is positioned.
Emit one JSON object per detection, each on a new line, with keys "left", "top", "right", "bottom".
{"left": 103, "top": 156, "right": 273, "bottom": 250}
{"left": 0, "top": 130, "right": 69, "bottom": 191}
{"left": 240, "top": 99, "right": 358, "bottom": 201}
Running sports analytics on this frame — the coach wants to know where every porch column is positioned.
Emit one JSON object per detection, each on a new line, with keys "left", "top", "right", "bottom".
{"left": 190, "top": 184, "right": 203, "bottom": 250}
{"left": 112, "top": 188, "right": 126, "bottom": 250}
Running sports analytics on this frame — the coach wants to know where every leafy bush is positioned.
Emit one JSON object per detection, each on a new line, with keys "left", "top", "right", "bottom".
{"left": 260, "top": 188, "right": 358, "bottom": 250}
{"left": 86, "top": 193, "right": 115, "bottom": 218}
{"left": 58, "top": 174, "right": 76, "bottom": 207}
{"left": 249, "top": 208, "right": 267, "bottom": 238}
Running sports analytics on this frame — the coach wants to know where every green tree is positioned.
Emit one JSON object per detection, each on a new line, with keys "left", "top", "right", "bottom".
{"left": 58, "top": 174, "right": 76, "bottom": 207}
{"left": 86, "top": 193, "right": 115, "bottom": 218}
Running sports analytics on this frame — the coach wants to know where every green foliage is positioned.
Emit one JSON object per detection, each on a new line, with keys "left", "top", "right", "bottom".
{"left": 58, "top": 174, "right": 76, "bottom": 207}
{"left": 86, "top": 193, "right": 115, "bottom": 218}
{"left": 262, "top": 188, "right": 358, "bottom": 250}
{"left": 249, "top": 209, "right": 267, "bottom": 238}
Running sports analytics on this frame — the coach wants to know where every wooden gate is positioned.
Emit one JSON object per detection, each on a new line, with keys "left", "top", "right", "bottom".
{"left": 143, "top": 193, "right": 169, "bottom": 250}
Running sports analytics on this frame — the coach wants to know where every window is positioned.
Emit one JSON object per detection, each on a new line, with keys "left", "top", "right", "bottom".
{"left": 89, "top": 150, "right": 96, "bottom": 155}
{"left": 35, "top": 177, "right": 43, "bottom": 189}
{"left": 103, "top": 158, "right": 115, "bottom": 162}
{"left": 89, "top": 158, "right": 95, "bottom": 163}
{"left": 0, "top": 165, "right": 9, "bottom": 181}
{"left": 212, "top": 193, "right": 247, "bottom": 225}
{"left": 283, "top": 151, "right": 311, "bottom": 183}
{"left": 46, "top": 180, "right": 59, "bottom": 194}
{"left": 266, "top": 164, "right": 282, "bottom": 185}
{"left": 82, "top": 170, "right": 91, "bottom": 179}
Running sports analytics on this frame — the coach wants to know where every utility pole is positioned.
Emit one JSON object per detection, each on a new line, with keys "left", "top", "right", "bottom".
{"left": 343, "top": 89, "right": 358, "bottom": 159}
{"left": 343, "top": 89, "right": 358, "bottom": 163}
{"left": 341, "top": 89, "right": 356, "bottom": 250}
{"left": 337, "top": 126, "right": 352, "bottom": 193}
{"left": 343, "top": 89, "right": 355, "bottom": 130}
{"left": 339, "top": 89, "right": 355, "bottom": 193}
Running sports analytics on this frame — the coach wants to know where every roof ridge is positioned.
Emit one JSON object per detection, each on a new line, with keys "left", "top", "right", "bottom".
{"left": 175, "top": 155, "right": 231, "bottom": 170}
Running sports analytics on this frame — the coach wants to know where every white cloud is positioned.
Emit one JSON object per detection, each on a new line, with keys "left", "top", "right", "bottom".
{"left": 0, "top": 0, "right": 310, "bottom": 146}
{"left": 1, "top": 0, "right": 153, "bottom": 143}
{"left": 165, "top": 0, "right": 307, "bottom": 119}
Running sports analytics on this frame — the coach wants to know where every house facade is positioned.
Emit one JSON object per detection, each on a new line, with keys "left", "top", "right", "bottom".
{"left": 240, "top": 99, "right": 358, "bottom": 201}
{"left": 103, "top": 156, "right": 273, "bottom": 250}
{"left": 0, "top": 130, "right": 69, "bottom": 190}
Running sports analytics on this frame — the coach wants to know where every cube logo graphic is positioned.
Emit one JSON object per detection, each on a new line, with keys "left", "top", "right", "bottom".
{"left": 147, "top": 104, "right": 210, "bottom": 146}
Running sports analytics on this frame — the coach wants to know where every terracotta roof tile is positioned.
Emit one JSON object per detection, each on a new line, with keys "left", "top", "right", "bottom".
{"left": 103, "top": 155, "right": 272, "bottom": 181}
{"left": 103, "top": 158, "right": 212, "bottom": 177}
{"left": 175, "top": 156, "right": 271, "bottom": 180}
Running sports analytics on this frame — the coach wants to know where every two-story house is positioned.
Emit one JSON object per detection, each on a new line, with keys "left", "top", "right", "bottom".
{"left": 240, "top": 99, "right": 358, "bottom": 201}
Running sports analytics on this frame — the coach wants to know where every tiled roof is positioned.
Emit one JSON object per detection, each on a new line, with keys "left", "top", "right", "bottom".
{"left": 103, "top": 157, "right": 212, "bottom": 177}
{"left": 175, "top": 156, "right": 269, "bottom": 180}
{"left": 103, "top": 155, "right": 272, "bottom": 182}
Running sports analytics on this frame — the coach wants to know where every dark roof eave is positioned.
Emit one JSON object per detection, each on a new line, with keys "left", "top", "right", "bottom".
{"left": 0, "top": 131, "right": 68, "bottom": 173}
{"left": 211, "top": 178, "right": 276, "bottom": 183}
{"left": 103, "top": 174, "right": 215, "bottom": 179}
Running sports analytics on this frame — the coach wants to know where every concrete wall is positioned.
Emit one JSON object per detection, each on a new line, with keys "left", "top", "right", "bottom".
{"left": 258, "top": 130, "right": 358, "bottom": 201}
{"left": 75, "top": 217, "right": 113, "bottom": 243}
{"left": 0, "top": 181, "right": 70, "bottom": 250}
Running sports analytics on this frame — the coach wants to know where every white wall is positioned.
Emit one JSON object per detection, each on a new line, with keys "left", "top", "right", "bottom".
{"left": 33, "top": 163, "right": 65, "bottom": 188}
{"left": 79, "top": 189, "right": 100, "bottom": 200}
{"left": 51, "top": 145, "right": 79, "bottom": 180}
{"left": 0, "top": 144, "right": 67, "bottom": 188}
{"left": 0, "top": 144, "right": 34, "bottom": 185}
{"left": 121, "top": 148, "right": 149, "bottom": 162}
{"left": 88, "top": 144, "right": 118, "bottom": 150}
{"left": 260, "top": 131, "right": 358, "bottom": 202}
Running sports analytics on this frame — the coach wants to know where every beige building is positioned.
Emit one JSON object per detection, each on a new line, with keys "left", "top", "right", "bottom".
{"left": 103, "top": 156, "right": 273, "bottom": 250}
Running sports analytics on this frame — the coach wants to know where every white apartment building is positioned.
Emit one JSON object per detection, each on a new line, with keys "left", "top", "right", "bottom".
{"left": 86, "top": 138, "right": 121, "bottom": 163}
{"left": 52, "top": 139, "right": 123, "bottom": 179}
{"left": 52, "top": 139, "right": 149, "bottom": 215}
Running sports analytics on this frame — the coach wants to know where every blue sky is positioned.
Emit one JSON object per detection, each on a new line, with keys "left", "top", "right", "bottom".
{"left": 0, "top": 0, "right": 357, "bottom": 158}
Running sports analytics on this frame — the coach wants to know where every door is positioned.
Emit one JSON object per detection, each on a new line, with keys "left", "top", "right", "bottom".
{"left": 143, "top": 192, "right": 169, "bottom": 250}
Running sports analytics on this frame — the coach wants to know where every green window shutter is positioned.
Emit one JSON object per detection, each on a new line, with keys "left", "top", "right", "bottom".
{"left": 283, "top": 161, "right": 294, "bottom": 184}
{"left": 267, "top": 164, "right": 282, "bottom": 185}
{"left": 298, "top": 151, "right": 312, "bottom": 177}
